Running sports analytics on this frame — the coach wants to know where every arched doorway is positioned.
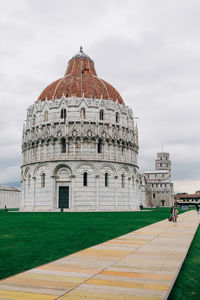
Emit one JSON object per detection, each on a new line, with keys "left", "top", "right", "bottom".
{"left": 55, "top": 166, "right": 72, "bottom": 209}
{"left": 161, "top": 200, "right": 165, "bottom": 207}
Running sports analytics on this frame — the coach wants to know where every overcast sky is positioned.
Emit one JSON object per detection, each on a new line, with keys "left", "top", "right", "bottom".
{"left": 0, "top": 0, "right": 200, "bottom": 193}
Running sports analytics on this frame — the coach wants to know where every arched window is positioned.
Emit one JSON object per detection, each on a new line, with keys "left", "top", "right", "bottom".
{"left": 105, "top": 173, "right": 109, "bottom": 187}
{"left": 97, "top": 139, "right": 102, "bottom": 154}
{"left": 41, "top": 173, "right": 45, "bottom": 188}
{"left": 61, "top": 108, "right": 66, "bottom": 119}
{"left": 80, "top": 108, "right": 86, "bottom": 119}
{"left": 99, "top": 109, "right": 104, "bottom": 120}
{"left": 44, "top": 111, "right": 48, "bottom": 122}
{"left": 116, "top": 112, "right": 119, "bottom": 123}
{"left": 61, "top": 137, "right": 66, "bottom": 153}
{"left": 121, "top": 174, "right": 125, "bottom": 188}
{"left": 83, "top": 172, "right": 87, "bottom": 186}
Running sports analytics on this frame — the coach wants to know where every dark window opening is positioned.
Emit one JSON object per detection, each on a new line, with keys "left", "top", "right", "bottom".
{"left": 116, "top": 112, "right": 119, "bottom": 123}
{"left": 83, "top": 172, "right": 87, "bottom": 186}
{"left": 61, "top": 108, "right": 66, "bottom": 119}
{"left": 41, "top": 173, "right": 45, "bottom": 188}
{"left": 105, "top": 173, "right": 109, "bottom": 187}
{"left": 61, "top": 138, "right": 66, "bottom": 153}
{"left": 98, "top": 139, "right": 102, "bottom": 153}
{"left": 153, "top": 193, "right": 155, "bottom": 199}
{"left": 122, "top": 174, "right": 125, "bottom": 188}
{"left": 99, "top": 110, "right": 104, "bottom": 120}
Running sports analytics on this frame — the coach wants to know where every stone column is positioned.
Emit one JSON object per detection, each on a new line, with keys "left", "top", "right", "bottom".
{"left": 44, "top": 142, "right": 48, "bottom": 160}
{"left": 66, "top": 140, "right": 69, "bottom": 157}
{"left": 114, "top": 141, "right": 117, "bottom": 161}
{"left": 73, "top": 139, "right": 76, "bottom": 159}
{"left": 102, "top": 142, "right": 105, "bottom": 160}
{"left": 71, "top": 175, "right": 76, "bottom": 209}
{"left": 32, "top": 176, "right": 36, "bottom": 210}
{"left": 22, "top": 179, "right": 25, "bottom": 209}
{"left": 50, "top": 141, "right": 54, "bottom": 160}
{"left": 109, "top": 142, "right": 112, "bottom": 161}
{"left": 58, "top": 140, "right": 61, "bottom": 159}
{"left": 39, "top": 141, "right": 42, "bottom": 161}
{"left": 96, "top": 175, "right": 99, "bottom": 209}
{"left": 114, "top": 175, "right": 118, "bottom": 208}
{"left": 80, "top": 139, "right": 83, "bottom": 159}
{"left": 51, "top": 176, "right": 56, "bottom": 210}
{"left": 128, "top": 177, "right": 131, "bottom": 209}
{"left": 27, "top": 147, "right": 30, "bottom": 163}
{"left": 95, "top": 140, "right": 98, "bottom": 160}
{"left": 88, "top": 140, "right": 91, "bottom": 159}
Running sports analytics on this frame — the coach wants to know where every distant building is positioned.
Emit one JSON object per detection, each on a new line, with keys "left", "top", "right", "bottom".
{"left": 0, "top": 185, "right": 21, "bottom": 209}
{"left": 175, "top": 190, "right": 200, "bottom": 206}
{"left": 143, "top": 152, "right": 174, "bottom": 207}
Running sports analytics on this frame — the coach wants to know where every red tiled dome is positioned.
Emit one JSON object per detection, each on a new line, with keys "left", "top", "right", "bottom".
{"left": 38, "top": 48, "right": 124, "bottom": 105}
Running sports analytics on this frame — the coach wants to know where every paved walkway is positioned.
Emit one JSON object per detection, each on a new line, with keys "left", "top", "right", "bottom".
{"left": 0, "top": 210, "right": 199, "bottom": 300}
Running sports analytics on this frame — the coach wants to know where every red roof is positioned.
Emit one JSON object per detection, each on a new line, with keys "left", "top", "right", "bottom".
{"left": 175, "top": 193, "right": 200, "bottom": 199}
{"left": 38, "top": 49, "right": 124, "bottom": 105}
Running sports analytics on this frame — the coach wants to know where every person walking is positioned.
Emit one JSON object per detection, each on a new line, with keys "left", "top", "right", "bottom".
{"left": 171, "top": 205, "right": 175, "bottom": 222}
{"left": 196, "top": 205, "right": 200, "bottom": 214}
{"left": 174, "top": 208, "right": 178, "bottom": 222}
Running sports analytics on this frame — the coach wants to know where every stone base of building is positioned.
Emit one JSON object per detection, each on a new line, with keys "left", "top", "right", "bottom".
{"left": 20, "top": 205, "right": 140, "bottom": 212}
{"left": 21, "top": 161, "right": 143, "bottom": 213}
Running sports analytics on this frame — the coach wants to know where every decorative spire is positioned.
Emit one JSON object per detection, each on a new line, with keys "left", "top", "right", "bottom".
{"left": 80, "top": 46, "right": 83, "bottom": 53}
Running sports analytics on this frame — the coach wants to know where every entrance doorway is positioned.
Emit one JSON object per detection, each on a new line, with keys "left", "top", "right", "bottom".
{"left": 161, "top": 200, "right": 165, "bottom": 207}
{"left": 59, "top": 186, "right": 69, "bottom": 208}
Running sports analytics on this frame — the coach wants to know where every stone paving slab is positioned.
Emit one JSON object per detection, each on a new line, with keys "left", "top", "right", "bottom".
{"left": 0, "top": 210, "right": 199, "bottom": 300}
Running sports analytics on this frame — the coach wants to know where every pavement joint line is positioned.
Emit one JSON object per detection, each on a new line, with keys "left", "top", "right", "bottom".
{"left": 55, "top": 233, "right": 151, "bottom": 299}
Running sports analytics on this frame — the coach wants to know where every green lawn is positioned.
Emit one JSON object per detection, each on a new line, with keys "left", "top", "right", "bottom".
{"left": 0, "top": 208, "right": 172, "bottom": 280}
{"left": 0, "top": 208, "right": 199, "bottom": 300}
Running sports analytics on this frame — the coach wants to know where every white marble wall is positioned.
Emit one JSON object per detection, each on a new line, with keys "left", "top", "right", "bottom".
{"left": 0, "top": 190, "right": 21, "bottom": 209}
{"left": 21, "top": 97, "right": 142, "bottom": 211}
{"left": 21, "top": 161, "right": 141, "bottom": 211}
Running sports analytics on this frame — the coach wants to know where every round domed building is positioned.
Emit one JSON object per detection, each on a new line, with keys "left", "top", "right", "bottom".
{"left": 21, "top": 48, "right": 143, "bottom": 211}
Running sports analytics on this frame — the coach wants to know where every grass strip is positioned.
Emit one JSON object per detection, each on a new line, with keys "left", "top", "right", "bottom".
{"left": 168, "top": 224, "right": 200, "bottom": 300}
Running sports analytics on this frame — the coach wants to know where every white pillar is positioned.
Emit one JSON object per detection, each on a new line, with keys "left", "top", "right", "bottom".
{"left": 115, "top": 175, "right": 118, "bottom": 208}
{"left": 21, "top": 180, "right": 25, "bottom": 209}
{"left": 71, "top": 175, "right": 75, "bottom": 209}
{"left": 51, "top": 176, "right": 56, "bottom": 210}
{"left": 96, "top": 175, "right": 99, "bottom": 209}
{"left": 128, "top": 177, "right": 131, "bottom": 209}
{"left": 32, "top": 176, "right": 36, "bottom": 210}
